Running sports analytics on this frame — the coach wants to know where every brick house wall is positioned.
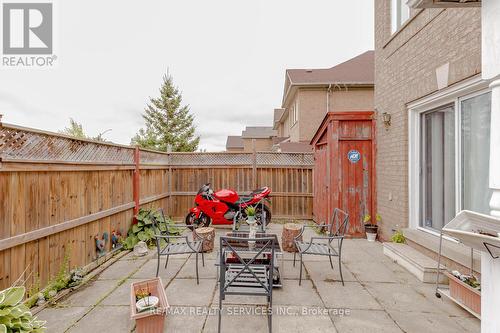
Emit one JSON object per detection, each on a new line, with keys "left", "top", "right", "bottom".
{"left": 374, "top": 2, "right": 481, "bottom": 240}
{"left": 278, "top": 87, "right": 374, "bottom": 143}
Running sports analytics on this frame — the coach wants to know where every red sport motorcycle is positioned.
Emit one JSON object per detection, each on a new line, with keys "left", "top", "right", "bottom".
{"left": 185, "top": 183, "right": 272, "bottom": 228}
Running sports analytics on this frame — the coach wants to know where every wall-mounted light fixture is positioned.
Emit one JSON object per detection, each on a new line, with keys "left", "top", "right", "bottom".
{"left": 382, "top": 112, "right": 391, "bottom": 131}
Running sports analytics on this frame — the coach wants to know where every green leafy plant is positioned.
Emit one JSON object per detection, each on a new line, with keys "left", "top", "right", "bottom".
{"left": 391, "top": 230, "right": 406, "bottom": 243}
{"left": 245, "top": 206, "right": 256, "bottom": 217}
{"left": 364, "top": 214, "right": 382, "bottom": 225}
{"left": 0, "top": 286, "right": 46, "bottom": 333}
{"left": 122, "top": 209, "right": 178, "bottom": 249}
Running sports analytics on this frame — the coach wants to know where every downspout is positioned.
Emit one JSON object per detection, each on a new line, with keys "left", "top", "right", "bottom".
{"left": 326, "top": 84, "right": 332, "bottom": 113}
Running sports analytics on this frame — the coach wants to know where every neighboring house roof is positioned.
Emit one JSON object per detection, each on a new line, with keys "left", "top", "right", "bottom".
{"left": 282, "top": 50, "right": 374, "bottom": 108}
{"left": 272, "top": 136, "right": 289, "bottom": 145}
{"left": 241, "top": 126, "right": 277, "bottom": 139}
{"left": 276, "top": 142, "right": 313, "bottom": 153}
{"left": 226, "top": 136, "right": 244, "bottom": 149}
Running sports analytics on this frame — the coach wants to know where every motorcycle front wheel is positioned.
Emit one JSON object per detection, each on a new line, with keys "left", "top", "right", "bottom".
{"left": 185, "top": 213, "right": 211, "bottom": 230}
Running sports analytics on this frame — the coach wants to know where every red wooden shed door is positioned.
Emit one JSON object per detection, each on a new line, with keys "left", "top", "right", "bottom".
{"left": 313, "top": 144, "right": 328, "bottom": 224}
{"left": 339, "top": 140, "right": 372, "bottom": 237}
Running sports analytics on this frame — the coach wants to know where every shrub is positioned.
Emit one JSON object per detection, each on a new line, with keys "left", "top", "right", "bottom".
{"left": 0, "top": 286, "right": 46, "bottom": 333}
{"left": 391, "top": 230, "right": 406, "bottom": 243}
{"left": 122, "top": 208, "right": 178, "bottom": 249}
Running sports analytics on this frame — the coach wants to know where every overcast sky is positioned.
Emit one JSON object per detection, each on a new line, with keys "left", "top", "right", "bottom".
{"left": 1, "top": 0, "right": 374, "bottom": 151}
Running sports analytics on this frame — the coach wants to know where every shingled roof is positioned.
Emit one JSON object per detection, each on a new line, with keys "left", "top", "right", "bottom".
{"left": 286, "top": 51, "right": 374, "bottom": 85}
{"left": 282, "top": 51, "right": 374, "bottom": 107}
{"left": 226, "top": 136, "right": 244, "bottom": 149}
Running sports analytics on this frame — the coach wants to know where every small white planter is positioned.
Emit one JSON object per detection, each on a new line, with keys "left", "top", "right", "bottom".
{"left": 366, "top": 233, "right": 376, "bottom": 242}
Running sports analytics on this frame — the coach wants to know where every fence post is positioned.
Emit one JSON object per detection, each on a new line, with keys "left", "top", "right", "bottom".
{"left": 133, "top": 147, "right": 140, "bottom": 224}
{"left": 252, "top": 140, "right": 257, "bottom": 189}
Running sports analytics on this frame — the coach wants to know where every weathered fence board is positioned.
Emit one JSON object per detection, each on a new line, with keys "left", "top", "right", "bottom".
{"left": 0, "top": 123, "right": 313, "bottom": 291}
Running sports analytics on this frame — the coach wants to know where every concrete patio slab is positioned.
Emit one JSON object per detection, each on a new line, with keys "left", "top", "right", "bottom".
{"left": 100, "top": 279, "right": 143, "bottom": 306}
{"left": 164, "top": 314, "right": 206, "bottom": 333}
{"left": 132, "top": 257, "right": 187, "bottom": 283}
{"left": 273, "top": 279, "right": 323, "bottom": 306}
{"left": 303, "top": 260, "right": 357, "bottom": 282}
{"left": 58, "top": 279, "right": 120, "bottom": 307}
{"left": 177, "top": 259, "right": 217, "bottom": 280}
{"left": 69, "top": 305, "right": 133, "bottom": 333}
{"left": 363, "top": 282, "right": 444, "bottom": 314}
{"left": 314, "top": 281, "right": 382, "bottom": 310}
{"left": 37, "top": 306, "right": 89, "bottom": 333}
{"left": 34, "top": 230, "right": 480, "bottom": 333}
{"left": 332, "top": 309, "right": 402, "bottom": 333}
{"left": 166, "top": 278, "right": 216, "bottom": 306}
{"left": 97, "top": 259, "right": 147, "bottom": 280}
{"left": 388, "top": 310, "right": 475, "bottom": 333}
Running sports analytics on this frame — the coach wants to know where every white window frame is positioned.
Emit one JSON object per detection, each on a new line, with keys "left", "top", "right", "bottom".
{"left": 408, "top": 75, "right": 490, "bottom": 237}
{"left": 391, "top": 0, "right": 410, "bottom": 34}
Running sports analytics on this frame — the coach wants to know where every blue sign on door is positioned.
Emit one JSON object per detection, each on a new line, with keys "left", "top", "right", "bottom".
{"left": 347, "top": 150, "right": 361, "bottom": 163}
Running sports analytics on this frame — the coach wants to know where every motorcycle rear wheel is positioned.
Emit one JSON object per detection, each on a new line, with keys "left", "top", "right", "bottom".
{"left": 185, "top": 213, "right": 211, "bottom": 230}
{"left": 255, "top": 205, "right": 272, "bottom": 226}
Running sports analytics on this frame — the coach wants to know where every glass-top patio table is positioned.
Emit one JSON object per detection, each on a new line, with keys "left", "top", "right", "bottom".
{"left": 216, "top": 231, "right": 283, "bottom": 287}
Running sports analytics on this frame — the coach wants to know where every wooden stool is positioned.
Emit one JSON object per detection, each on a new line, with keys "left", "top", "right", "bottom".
{"left": 282, "top": 223, "right": 302, "bottom": 252}
{"left": 193, "top": 227, "right": 215, "bottom": 252}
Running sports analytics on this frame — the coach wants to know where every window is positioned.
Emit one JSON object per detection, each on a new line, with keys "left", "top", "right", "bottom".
{"left": 391, "top": 0, "right": 410, "bottom": 34}
{"left": 413, "top": 89, "right": 492, "bottom": 233}
{"left": 290, "top": 99, "right": 298, "bottom": 128}
{"left": 461, "top": 92, "right": 492, "bottom": 215}
{"left": 420, "top": 105, "right": 456, "bottom": 231}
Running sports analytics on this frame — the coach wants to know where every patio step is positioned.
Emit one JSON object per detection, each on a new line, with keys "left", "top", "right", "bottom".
{"left": 383, "top": 242, "right": 448, "bottom": 284}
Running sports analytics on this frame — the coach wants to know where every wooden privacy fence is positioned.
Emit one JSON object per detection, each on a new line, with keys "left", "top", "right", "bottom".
{"left": 0, "top": 122, "right": 313, "bottom": 291}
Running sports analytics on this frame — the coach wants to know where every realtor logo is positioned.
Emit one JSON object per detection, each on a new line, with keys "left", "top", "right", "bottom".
{"left": 2, "top": 3, "right": 52, "bottom": 54}
{"left": 1, "top": 2, "right": 56, "bottom": 67}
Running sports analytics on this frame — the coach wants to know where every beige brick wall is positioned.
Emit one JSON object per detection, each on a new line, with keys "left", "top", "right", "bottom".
{"left": 374, "top": 3, "right": 481, "bottom": 240}
{"left": 242, "top": 138, "right": 273, "bottom": 152}
{"left": 331, "top": 88, "right": 373, "bottom": 112}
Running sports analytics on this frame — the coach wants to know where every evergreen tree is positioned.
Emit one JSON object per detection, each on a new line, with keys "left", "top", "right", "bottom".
{"left": 60, "top": 118, "right": 110, "bottom": 142}
{"left": 132, "top": 73, "right": 200, "bottom": 152}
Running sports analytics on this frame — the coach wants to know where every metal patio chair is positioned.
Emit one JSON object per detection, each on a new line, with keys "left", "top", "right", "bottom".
{"left": 293, "top": 208, "right": 349, "bottom": 286}
{"left": 151, "top": 209, "right": 204, "bottom": 284}
{"left": 218, "top": 235, "right": 276, "bottom": 333}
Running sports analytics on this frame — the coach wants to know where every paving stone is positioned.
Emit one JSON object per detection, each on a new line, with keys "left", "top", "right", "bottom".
{"left": 363, "top": 282, "right": 443, "bottom": 314}
{"left": 411, "top": 283, "right": 476, "bottom": 317}
{"left": 388, "top": 310, "right": 479, "bottom": 333}
{"left": 203, "top": 311, "right": 268, "bottom": 333}
{"left": 59, "top": 279, "right": 120, "bottom": 307}
{"left": 166, "top": 278, "right": 216, "bottom": 306}
{"left": 332, "top": 309, "right": 402, "bottom": 333}
{"left": 132, "top": 257, "right": 186, "bottom": 283}
{"left": 304, "top": 260, "right": 357, "bottom": 282}
{"left": 69, "top": 305, "right": 133, "bottom": 333}
{"left": 37, "top": 306, "right": 89, "bottom": 333}
{"left": 100, "top": 279, "right": 143, "bottom": 306}
{"left": 164, "top": 314, "right": 205, "bottom": 332}
{"left": 454, "top": 316, "right": 481, "bottom": 332}
{"left": 97, "top": 258, "right": 147, "bottom": 280}
{"left": 314, "top": 281, "right": 382, "bottom": 310}
{"left": 343, "top": 260, "right": 399, "bottom": 283}
{"left": 274, "top": 279, "right": 323, "bottom": 306}
{"left": 177, "top": 259, "right": 217, "bottom": 280}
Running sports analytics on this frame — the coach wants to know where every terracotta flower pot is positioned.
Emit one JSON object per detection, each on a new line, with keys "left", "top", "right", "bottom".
{"left": 130, "top": 277, "right": 169, "bottom": 333}
{"left": 445, "top": 271, "right": 481, "bottom": 316}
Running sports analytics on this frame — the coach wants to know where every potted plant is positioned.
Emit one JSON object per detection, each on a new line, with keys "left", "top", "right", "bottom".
{"left": 245, "top": 206, "right": 256, "bottom": 224}
{"left": 364, "top": 214, "right": 380, "bottom": 242}
{"left": 130, "top": 277, "right": 169, "bottom": 333}
{"left": 445, "top": 270, "right": 481, "bottom": 317}
{"left": 245, "top": 206, "right": 257, "bottom": 246}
